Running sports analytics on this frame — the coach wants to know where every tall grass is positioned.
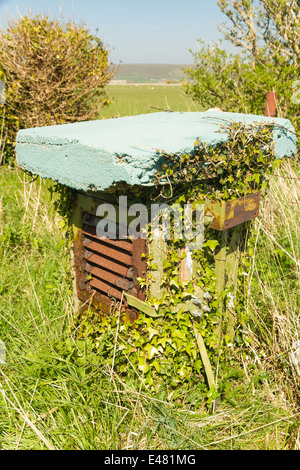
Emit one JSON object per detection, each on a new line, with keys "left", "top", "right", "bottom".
{"left": 245, "top": 158, "right": 300, "bottom": 409}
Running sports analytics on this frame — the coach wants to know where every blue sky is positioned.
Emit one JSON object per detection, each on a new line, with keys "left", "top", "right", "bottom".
{"left": 0, "top": 0, "right": 228, "bottom": 63}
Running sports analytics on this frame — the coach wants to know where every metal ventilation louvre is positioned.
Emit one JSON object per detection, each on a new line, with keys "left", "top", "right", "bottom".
{"left": 73, "top": 197, "right": 147, "bottom": 317}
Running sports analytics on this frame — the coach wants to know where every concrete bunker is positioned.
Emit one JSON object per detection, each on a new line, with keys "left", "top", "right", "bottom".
{"left": 15, "top": 111, "right": 297, "bottom": 327}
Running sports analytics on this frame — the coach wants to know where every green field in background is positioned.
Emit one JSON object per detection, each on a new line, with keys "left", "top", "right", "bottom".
{"left": 99, "top": 84, "right": 204, "bottom": 118}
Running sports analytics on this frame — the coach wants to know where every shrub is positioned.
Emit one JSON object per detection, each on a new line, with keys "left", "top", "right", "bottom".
{"left": 0, "top": 14, "right": 114, "bottom": 163}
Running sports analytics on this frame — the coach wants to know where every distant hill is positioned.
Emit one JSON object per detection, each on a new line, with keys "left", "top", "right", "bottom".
{"left": 111, "top": 63, "right": 190, "bottom": 83}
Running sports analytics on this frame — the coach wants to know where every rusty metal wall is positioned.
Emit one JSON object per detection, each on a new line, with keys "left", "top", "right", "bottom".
{"left": 72, "top": 193, "right": 147, "bottom": 317}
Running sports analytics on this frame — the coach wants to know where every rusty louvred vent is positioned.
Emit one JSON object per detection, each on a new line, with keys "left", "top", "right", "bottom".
{"left": 76, "top": 209, "right": 147, "bottom": 314}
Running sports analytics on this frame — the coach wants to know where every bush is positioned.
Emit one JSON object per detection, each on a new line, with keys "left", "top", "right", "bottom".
{"left": 0, "top": 14, "right": 114, "bottom": 164}
{"left": 184, "top": 41, "right": 272, "bottom": 116}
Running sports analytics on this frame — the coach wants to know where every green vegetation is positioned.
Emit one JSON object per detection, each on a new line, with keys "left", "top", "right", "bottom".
{"left": 184, "top": 0, "right": 300, "bottom": 133}
{"left": 0, "top": 3, "right": 299, "bottom": 449}
{"left": 99, "top": 84, "right": 204, "bottom": 118}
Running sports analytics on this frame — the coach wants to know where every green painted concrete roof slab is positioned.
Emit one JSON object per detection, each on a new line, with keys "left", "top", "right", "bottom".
{"left": 16, "top": 111, "right": 297, "bottom": 192}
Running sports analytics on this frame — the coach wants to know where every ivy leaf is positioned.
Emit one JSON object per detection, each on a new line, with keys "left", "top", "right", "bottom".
{"left": 152, "top": 359, "right": 161, "bottom": 373}
{"left": 138, "top": 356, "right": 150, "bottom": 373}
{"left": 177, "top": 194, "right": 186, "bottom": 203}
{"left": 149, "top": 328, "right": 159, "bottom": 340}
{"left": 163, "top": 260, "right": 173, "bottom": 269}
{"left": 224, "top": 334, "right": 233, "bottom": 347}
{"left": 160, "top": 335, "right": 170, "bottom": 348}
{"left": 169, "top": 279, "right": 179, "bottom": 289}
{"left": 145, "top": 344, "right": 160, "bottom": 359}
{"left": 254, "top": 173, "right": 260, "bottom": 184}
{"left": 204, "top": 240, "right": 220, "bottom": 252}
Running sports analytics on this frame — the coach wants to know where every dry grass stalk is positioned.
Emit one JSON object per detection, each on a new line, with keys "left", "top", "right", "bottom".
{"left": 245, "top": 157, "right": 300, "bottom": 404}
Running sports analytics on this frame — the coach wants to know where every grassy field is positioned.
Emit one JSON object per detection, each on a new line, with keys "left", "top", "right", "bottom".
{"left": 99, "top": 84, "right": 204, "bottom": 118}
{"left": 0, "top": 85, "right": 299, "bottom": 450}
{"left": 112, "top": 63, "right": 189, "bottom": 83}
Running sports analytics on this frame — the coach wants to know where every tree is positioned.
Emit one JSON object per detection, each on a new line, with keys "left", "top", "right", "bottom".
{"left": 184, "top": 0, "right": 300, "bottom": 132}
{"left": 0, "top": 14, "right": 114, "bottom": 163}
{"left": 218, "top": 0, "right": 300, "bottom": 66}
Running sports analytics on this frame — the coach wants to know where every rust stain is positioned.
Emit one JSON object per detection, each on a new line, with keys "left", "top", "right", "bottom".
{"left": 78, "top": 288, "right": 116, "bottom": 314}
{"left": 87, "top": 265, "right": 127, "bottom": 288}
{"left": 82, "top": 224, "right": 133, "bottom": 251}
{"left": 73, "top": 193, "right": 147, "bottom": 316}
{"left": 89, "top": 277, "right": 123, "bottom": 300}
{"left": 85, "top": 252, "right": 129, "bottom": 277}
{"left": 206, "top": 192, "right": 260, "bottom": 231}
{"left": 116, "top": 277, "right": 135, "bottom": 290}
{"left": 84, "top": 239, "right": 133, "bottom": 265}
